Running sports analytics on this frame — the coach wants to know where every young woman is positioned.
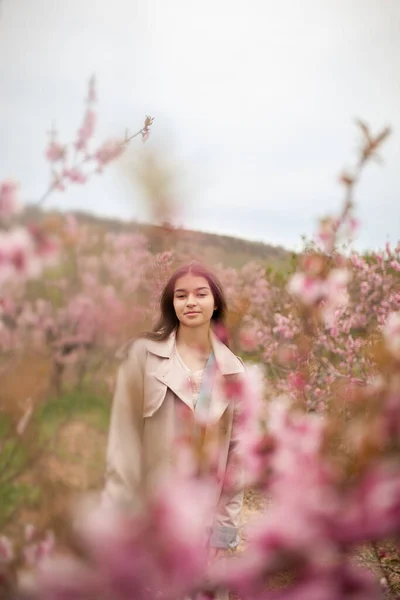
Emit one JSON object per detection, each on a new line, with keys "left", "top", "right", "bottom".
{"left": 103, "top": 262, "right": 245, "bottom": 573}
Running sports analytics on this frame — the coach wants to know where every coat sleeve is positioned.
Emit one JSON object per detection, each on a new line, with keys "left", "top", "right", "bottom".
{"left": 210, "top": 395, "right": 244, "bottom": 549}
{"left": 102, "top": 341, "right": 145, "bottom": 511}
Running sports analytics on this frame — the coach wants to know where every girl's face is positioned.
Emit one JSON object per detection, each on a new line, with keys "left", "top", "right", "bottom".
{"left": 173, "top": 274, "right": 216, "bottom": 329}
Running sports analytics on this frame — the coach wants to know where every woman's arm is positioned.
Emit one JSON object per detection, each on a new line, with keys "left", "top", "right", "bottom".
{"left": 102, "top": 342, "right": 145, "bottom": 511}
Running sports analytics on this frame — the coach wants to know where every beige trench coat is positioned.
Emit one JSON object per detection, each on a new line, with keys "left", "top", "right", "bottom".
{"left": 103, "top": 329, "right": 245, "bottom": 550}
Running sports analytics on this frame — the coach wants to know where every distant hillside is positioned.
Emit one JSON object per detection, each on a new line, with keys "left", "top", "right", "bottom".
{"left": 24, "top": 206, "right": 293, "bottom": 271}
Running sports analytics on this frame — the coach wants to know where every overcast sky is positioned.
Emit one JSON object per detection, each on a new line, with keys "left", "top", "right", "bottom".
{"left": 0, "top": 0, "right": 399, "bottom": 252}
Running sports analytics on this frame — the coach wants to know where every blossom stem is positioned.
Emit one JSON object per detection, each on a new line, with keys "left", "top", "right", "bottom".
{"left": 35, "top": 124, "right": 149, "bottom": 207}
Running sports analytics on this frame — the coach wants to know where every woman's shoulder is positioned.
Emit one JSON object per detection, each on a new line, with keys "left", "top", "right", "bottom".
{"left": 116, "top": 332, "right": 174, "bottom": 362}
{"left": 115, "top": 336, "right": 150, "bottom": 362}
{"left": 211, "top": 333, "right": 246, "bottom": 375}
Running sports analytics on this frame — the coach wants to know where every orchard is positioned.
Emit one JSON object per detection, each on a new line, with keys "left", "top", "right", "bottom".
{"left": 1, "top": 80, "right": 399, "bottom": 599}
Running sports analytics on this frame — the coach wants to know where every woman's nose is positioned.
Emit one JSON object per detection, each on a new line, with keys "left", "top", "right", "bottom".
{"left": 186, "top": 296, "right": 196, "bottom": 306}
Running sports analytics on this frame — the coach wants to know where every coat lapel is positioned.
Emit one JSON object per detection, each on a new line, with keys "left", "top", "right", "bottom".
{"left": 145, "top": 331, "right": 193, "bottom": 410}
{"left": 153, "top": 349, "right": 194, "bottom": 411}
{"left": 208, "top": 331, "right": 245, "bottom": 422}
{"left": 210, "top": 331, "right": 245, "bottom": 376}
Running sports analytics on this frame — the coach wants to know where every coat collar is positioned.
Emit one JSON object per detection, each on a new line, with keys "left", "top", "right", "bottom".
{"left": 144, "top": 328, "right": 244, "bottom": 376}
{"left": 146, "top": 329, "right": 244, "bottom": 421}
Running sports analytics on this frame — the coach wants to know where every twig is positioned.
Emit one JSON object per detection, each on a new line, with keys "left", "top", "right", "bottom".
{"left": 371, "top": 542, "right": 397, "bottom": 599}
{"left": 36, "top": 121, "right": 152, "bottom": 207}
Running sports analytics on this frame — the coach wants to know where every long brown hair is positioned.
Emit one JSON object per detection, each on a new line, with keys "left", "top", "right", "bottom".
{"left": 143, "top": 261, "right": 229, "bottom": 344}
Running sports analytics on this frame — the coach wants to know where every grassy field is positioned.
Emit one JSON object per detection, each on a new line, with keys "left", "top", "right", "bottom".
{"left": 0, "top": 386, "right": 110, "bottom": 537}
{"left": 1, "top": 382, "right": 267, "bottom": 545}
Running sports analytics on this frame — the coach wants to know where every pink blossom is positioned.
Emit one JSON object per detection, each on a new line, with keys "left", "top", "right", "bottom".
{"left": 348, "top": 217, "right": 359, "bottom": 234}
{"left": 45, "top": 140, "right": 65, "bottom": 162}
{"left": 321, "top": 268, "right": 351, "bottom": 325}
{"left": 316, "top": 216, "right": 337, "bottom": 251}
{"left": 95, "top": 139, "right": 123, "bottom": 166}
{"left": 25, "top": 524, "right": 36, "bottom": 543}
{"left": 212, "top": 321, "right": 230, "bottom": 346}
{"left": 24, "top": 530, "right": 55, "bottom": 566}
{"left": 0, "top": 535, "right": 13, "bottom": 563}
{"left": 272, "top": 313, "right": 298, "bottom": 340}
{"left": 288, "top": 371, "right": 307, "bottom": 392}
{"left": 0, "top": 227, "right": 40, "bottom": 281}
{"left": 75, "top": 108, "right": 96, "bottom": 151}
{"left": 287, "top": 273, "right": 325, "bottom": 305}
{"left": 0, "top": 179, "right": 20, "bottom": 220}
{"left": 64, "top": 167, "right": 87, "bottom": 184}
{"left": 0, "top": 225, "right": 58, "bottom": 285}
{"left": 225, "top": 365, "right": 267, "bottom": 486}
{"left": 325, "top": 268, "right": 350, "bottom": 299}
{"left": 267, "top": 400, "right": 326, "bottom": 479}
{"left": 50, "top": 174, "right": 66, "bottom": 192}
{"left": 238, "top": 325, "right": 260, "bottom": 352}
{"left": 39, "top": 476, "right": 214, "bottom": 600}
{"left": 7, "top": 228, "right": 35, "bottom": 273}
{"left": 211, "top": 401, "right": 386, "bottom": 599}
{"left": 390, "top": 260, "right": 400, "bottom": 272}
{"left": 288, "top": 268, "right": 350, "bottom": 327}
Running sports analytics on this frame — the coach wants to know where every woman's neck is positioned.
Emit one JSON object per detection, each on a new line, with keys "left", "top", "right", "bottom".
{"left": 176, "top": 324, "right": 211, "bottom": 355}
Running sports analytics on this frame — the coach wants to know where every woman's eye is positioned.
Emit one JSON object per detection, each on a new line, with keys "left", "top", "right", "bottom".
{"left": 176, "top": 295, "right": 186, "bottom": 299}
{"left": 197, "top": 293, "right": 207, "bottom": 297}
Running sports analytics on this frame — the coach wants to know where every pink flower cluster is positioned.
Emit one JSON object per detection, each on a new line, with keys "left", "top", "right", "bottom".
{"left": 33, "top": 476, "right": 214, "bottom": 600}
{"left": 228, "top": 240, "right": 400, "bottom": 411}
{"left": 0, "top": 223, "right": 58, "bottom": 287}
{"left": 288, "top": 267, "right": 351, "bottom": 326}
{"left": 0, "top": 535, "right": 13, "bottom": 564}
{"left": 43, "top": 78, "right": 153, "bottom": 190}
{"left": 0, "top": 221, "right": 176, "bottom": 396}
{"left": 210, "top": 386, "right": 400, "bottom": 599}
{"left": 0, "top": 178, "right": 58, "bottom": 286}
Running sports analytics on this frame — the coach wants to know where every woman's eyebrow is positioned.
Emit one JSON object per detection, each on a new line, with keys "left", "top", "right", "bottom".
{"left": 174, "top": 286, "right": 210, "bottom": 293}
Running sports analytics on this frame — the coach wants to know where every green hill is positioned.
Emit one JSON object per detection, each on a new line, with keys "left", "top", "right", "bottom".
{"left": 24, "top": 206, "right": 292, "bottom": 271}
